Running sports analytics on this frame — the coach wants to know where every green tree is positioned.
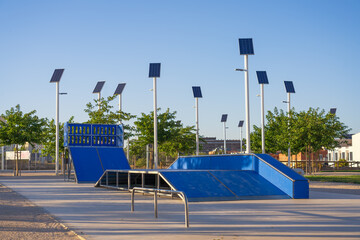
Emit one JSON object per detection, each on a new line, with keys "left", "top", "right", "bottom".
{"left": 292, "top": 108, "right": 349, "bottom": 173}
{"left": 41, "top": 116, "right": 74, "bottom": 160}
{"left": 251, "top": 107, "right": 350, "bottom": 173}
{"left": 84, "top": 95, "right": 135, "bottom": 140}
{"left": 0, "top": 105, "right": 46, "bottom": 176}
{"left": 132, "top": 108, "right": 196, "bottom": 164}
{"left": 251, "top": 107, "right": 294, "bottom": 154}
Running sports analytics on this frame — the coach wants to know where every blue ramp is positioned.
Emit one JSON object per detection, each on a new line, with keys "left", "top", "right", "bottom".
{"left": 70, "top": 147, "right": 104, "bottom": 183}
{"left": 69, "top": 147, "right": 130, "bottom": 183}
{"left": 64, "top": 123, "right": 130, "bottom": 183}
{"left": 168, "top": 154, "right": 309, "bottom": 199}
{"left": 160, "top": 170, "right": 289, "bottom": 201}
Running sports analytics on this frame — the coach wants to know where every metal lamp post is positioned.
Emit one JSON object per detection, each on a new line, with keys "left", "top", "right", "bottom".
{"left": 192, "top": 86, "right": 202, "bottom": 155}
{"left": 114, "top": 83, "right": 128, "bottom": 159}
{"left": 93, "top": 81, "right": 105, "bottom": 110}
{"left": 236, "top": 38, "right": 254, "bottom": 154}
{"left": 50, "top": 69, "right": 65, "bottom": 175}
{"left": 221, "top": 114, "right": 228, "bottom": 154}
{"left": 284, "top": 81, "right": 295, "bottom": 167}
{"left": 238, "top": 120, "right": 244, "bottom": 153}
{"left": 256, "top": 71, "right": 269, "bottom": 154}
{"left": 149, "top": 63, "right": 161, "bottom": 169}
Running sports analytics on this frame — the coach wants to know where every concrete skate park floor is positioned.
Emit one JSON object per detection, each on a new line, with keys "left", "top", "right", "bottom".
{"left": 1, "top": 172, "right": 360, "bottom": 240}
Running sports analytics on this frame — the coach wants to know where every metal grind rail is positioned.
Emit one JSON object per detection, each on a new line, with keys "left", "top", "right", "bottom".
{"left": 131, "top": 187, "right": 189, "bottom": 228}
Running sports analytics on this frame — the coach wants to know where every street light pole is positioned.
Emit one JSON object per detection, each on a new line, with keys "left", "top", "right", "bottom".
{"left": 284, "top": 81, "right": 295, "bottom": 168}
{"left": 153, "top": 76, "right": 158, "bottom": 169}
{"left": 223, "top": 121, "right": 227, "bottom": 154}
{"left": 55, "top": 81, "right": 59, "bottom": 175}
{"left": 195, "top": 97, "right": 199, "bottom": 155}
{"left": 148, "top": 63, "right": 161, "bottom": 169}
{"left": 50, "top": 69, "right": 65, "bottom": 175}
{"left": 244, "top": 54, "right": 251, "bottom": 154}
{"left": 260, "top": 83, "right": 265, "bottom": 154}
{"left": 287, "top": 92, "right": 291, "bottom": 167}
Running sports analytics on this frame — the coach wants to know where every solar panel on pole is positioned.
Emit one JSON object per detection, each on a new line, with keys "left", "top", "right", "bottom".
{"left": 149, "top": 63, "right": 161, "bottom": 78}
{"left": 192, "top": 86, "right": 202, "bottom": 98}
{"left": 192, "top": 86, "right": 202, "bottom": 155}
{"left": 93, "top": 81, "right": 105, "bottom": 93}
{"left": 330, "top": 108, "right": 337, "bottom": 114}
{"left": 114, "top": 83, "right": 126, "bottom": 95}
{"left": 50, "top": 69, "right": 64, "bottom": 83}
{"left": 256, "top": 71, "right": 269, "bottom": 84}
{"left": 238, "top": 38, "right": 254, "bottom": 55}
{"left": 238, "top": 120, "right": 244, "bottom": 153}
{"left": 238, "top": 38, "right": 254, "bottom": 154}
{"left": 149, "top": 63, "right": 161, "bottom": 169}
{"left": 284, "top": 81, "right": 295, "bottom": 93}
{"left": 50, "top": 68, "right": 65, "bottom": 175}
{"left": 221, "top": 114, "right": 228, "bottom": 122}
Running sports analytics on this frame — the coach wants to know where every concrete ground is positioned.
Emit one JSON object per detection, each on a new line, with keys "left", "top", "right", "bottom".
{"left": 0, "top": 172, "right": 360, "bottom": 240}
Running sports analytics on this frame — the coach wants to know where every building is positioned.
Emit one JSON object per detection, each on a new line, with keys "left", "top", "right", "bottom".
{"left": 327, "top": 132, "right": 359, "bottom": 162}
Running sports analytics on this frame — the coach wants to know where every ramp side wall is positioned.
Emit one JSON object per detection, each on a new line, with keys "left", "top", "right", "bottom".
{"left": 168, "top": 155, "right": 254, "bottom": 170}
{"left": 255, "top": 154, "right": 309, "bottom": 199}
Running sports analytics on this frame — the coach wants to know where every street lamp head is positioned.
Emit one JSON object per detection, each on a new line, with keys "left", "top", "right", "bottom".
{"left": 235, "top": 68, "right": 247, "bottom": 71}
{"left": 59, "top": 92, "right": 68, "bottom": 95}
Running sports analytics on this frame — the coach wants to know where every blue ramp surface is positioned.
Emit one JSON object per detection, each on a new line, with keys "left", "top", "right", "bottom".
{"left": 166, "top": 154, "right": 309, "bottom": 199}
{"left": 69, "top": 147, "right": 130, "bottom": 183}
{"left": 160, "top": 170, "right": 289, "bottom": 202}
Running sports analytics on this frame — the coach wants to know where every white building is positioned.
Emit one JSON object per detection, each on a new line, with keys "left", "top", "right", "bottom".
{"left": 327, "top": 132, "right": 360, "bottom": 162}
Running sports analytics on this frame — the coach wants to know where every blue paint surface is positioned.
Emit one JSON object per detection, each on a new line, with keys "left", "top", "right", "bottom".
{"left": 70, "top": 147, "right": 104, "bottom": 183}
{"left": 70, "top": 147, "right": 130, "bottom": 183}
{"left": 167, "top": 154, "right": 309, "bottom": 199}
{"left": 209, "top": 170, "right": 287, "bottom": 197}
{"left": 160, "top": 171, "right": 235, "bottom": 200}
{"left": 168, "top": 155, "right": 254, "bottom": 170}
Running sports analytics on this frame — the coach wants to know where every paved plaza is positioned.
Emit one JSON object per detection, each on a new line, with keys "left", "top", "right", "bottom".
{"left": 1, "top": 172, "right": 360, "bottom": 240}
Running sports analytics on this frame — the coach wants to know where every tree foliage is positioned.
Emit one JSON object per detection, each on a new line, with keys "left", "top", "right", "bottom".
{"left": 41, "top": 116, "right": 74, "bottom": 160}
{"left": 251, "top": 107, "right": 350, "bottom": 156}
{"left": 0, "top": 105, "right": 46, "bottom": 175}
{"left": 131, "top": 108, "right": 196, "bottom": 159}
{"left": 84, "top": 95, "right": 136, "bottom": 139}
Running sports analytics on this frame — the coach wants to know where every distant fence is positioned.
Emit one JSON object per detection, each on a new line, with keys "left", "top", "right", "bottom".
{"left": 279, "top": 160, "right": 360, "bottom": 172}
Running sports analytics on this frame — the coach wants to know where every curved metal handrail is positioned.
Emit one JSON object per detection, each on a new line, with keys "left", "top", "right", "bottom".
{"left": 131, "top": 187, "right": 189, "bottom": 228}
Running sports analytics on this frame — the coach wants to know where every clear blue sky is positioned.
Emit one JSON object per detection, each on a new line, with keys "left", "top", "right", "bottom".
{"left": 1, "top": 0, "right": 360, "bottom": 140}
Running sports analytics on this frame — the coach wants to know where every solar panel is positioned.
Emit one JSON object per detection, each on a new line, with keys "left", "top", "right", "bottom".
{"left": 114, "top": 83, "right": 126, "bottom": 95}
{"left": 330, "top": 108, "right": 337, "bottom": 114}
{"left": 221, "top": 114, "right": 228, "bottom": 122}
{"left": 192, "top": 86, "right": 202, "bottom": 98}
{"left": 256, "top": 71, "right": 269, "bottom": 84}
{"left": 149, "top": 63, "right": 161, "bottom": 78}
{"left": 238, "top": 38, "right": 254, "bottom": 55}
{"left": 284, "top": 81, "right": 295, "bottom": 93}
{"left": 49, "top": 69, "right": 64, "bottom": 83}
{"left": 93, "top": 81, "right": 105, "bottom": 93}
{"left": 238, "top": 120, "right": 244, "bottom": 127}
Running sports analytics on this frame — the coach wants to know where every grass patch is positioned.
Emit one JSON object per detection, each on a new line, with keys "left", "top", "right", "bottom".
{"left": 321, "top": 170, "right": 360, "bottom": 172}
{"left": 305, "top": 175, "right": 360, "bottom": 184}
